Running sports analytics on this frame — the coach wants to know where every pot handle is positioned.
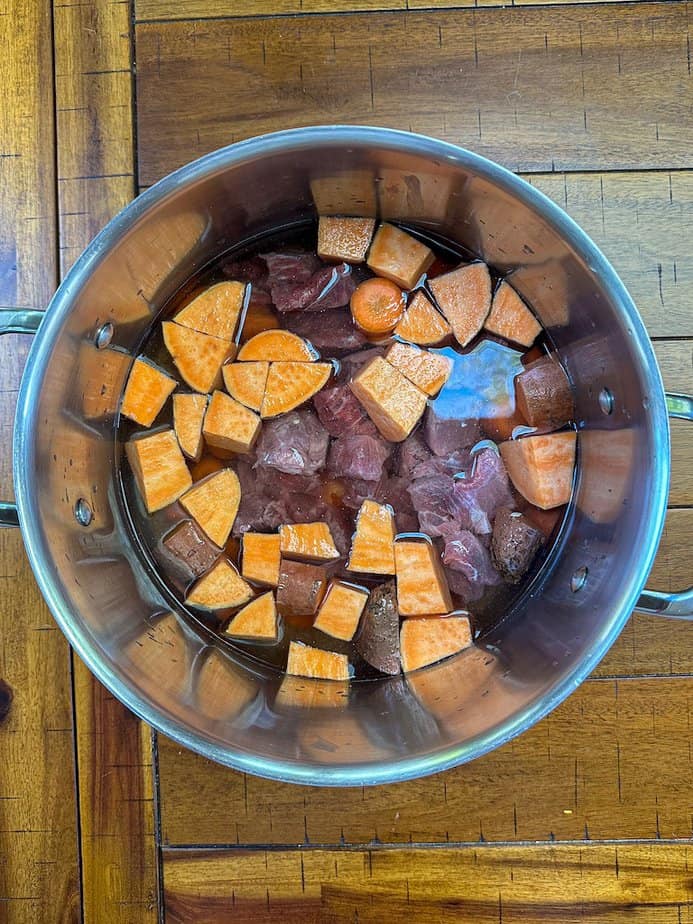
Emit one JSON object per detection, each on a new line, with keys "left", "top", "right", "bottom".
{"left": 0, "top": 308, "right": 44, "bottom": 528}
{"left": 635, "top": 392, "right": 693, "bottom": 621}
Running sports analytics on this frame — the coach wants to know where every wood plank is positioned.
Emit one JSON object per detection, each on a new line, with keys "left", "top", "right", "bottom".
{"left": 135, "top": 3, "right": 691, "bottom": 185}
{"left": 162, "top": 843, "right": 693, "bottom": 922}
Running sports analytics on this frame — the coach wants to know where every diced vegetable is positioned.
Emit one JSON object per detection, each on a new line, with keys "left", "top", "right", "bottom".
{"left": 429, "top": 262, "right": 492, "bottom": 348}
{"left": 126, "top": 429, "right": 192, "bottom": 514}
{"left": 499, "top": 432, "right": 576, "bottom": 509}
{"left": 350, "top": 356, "right": 427, "bottom": 442}
{"left": 222, "top": 361, "right": 269, "bottom": 412}
{"left": 394, "top": 539, "right": 453, "bottom": 616}
{"left": 162, "top": 519, "right": 220, "bottom": 580}
{"left": 350, "top": 277, "right": 405, "bottom": 335}
{"left": 285, "top": 640, "right": 350, "bottom": 680}
{"left": 276, "top": 560, "right": 328, "bottom": 617}
{"left": 515, "top": 357, "right": 574, "bottom": 429}
{"left": 491, "top": 507, "right": 544, "bottom": 584}
{"left": 367, "top": 222, "right": 434, "bottom": 290}
{"left": 162, "top": 321, "right": 235, "bottom": 393}
{"left": 354, "top": 580, "right": 400, "bottom": 675}
{"left": 174, "top": 281, "right": 246, "bottom": 341}
{"left": 120, "top": 357, "right": 177, "bottom": 427}
{"left": 202, "top": 390, "right": 261, "bottom": 454}
{"left": 347, "top": 500, "right": 396, "bottom": 575}
{"left": 237, "top": 329, "right": 316, "bottom": 362}
{"left": 313, "top": 581, "right": 369, "bottom": 641}
{"left": 317, "top": 216, "right": 375, "bottom": 263}
{"left": 179, "top": 468, "right": 241, "bottom": 547}
{"left": 224, "top": 591, "right": 277, "bottom": 641}
{"left": 173, "top": 393, "right": 208, "bottom": 461}
{"left": 241, "top": 532, "right": 281, "bottom": 587}
{"left": 185, "top": 558, "right": 254, "bottom": 611}
{"left": 385, "top": 342, "right": 452, "bottom": 397}
{"left": 400, "top": 615, "right": 472, "bottom": 672}
{"left": 279, "top": 522, "right": 340, "bottom": 562}
{"left": 394, "top": 290, "right": 451, "bottom": 346}
{"left": 260, "top": 362, "right": 332, "bottom": 418}
{"left": 485, "top": 280, "right": 541, "bottom": 348}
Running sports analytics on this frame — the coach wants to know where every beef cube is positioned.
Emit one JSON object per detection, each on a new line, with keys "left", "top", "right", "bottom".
{"left": 423, "top": 404, "right": 481, "bottom": 456}
{"left": 328, "top": 433, "right": 391, "bottom": 482}
{"left": 255, "top": 408, "right": 329, "bottom": 475}
{"left": 313, "top": 381, "right": 377, "bottom": 437}
{"left": 442, "top": 529, "right": 501, "bottom": 603}
{"left": 284, "top": 310, "right": 366, "bottom": 354}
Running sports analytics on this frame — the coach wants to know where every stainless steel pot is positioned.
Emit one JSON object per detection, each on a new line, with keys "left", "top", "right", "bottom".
{"left": 2, "top": 127, "right": 691, "bottom": 785}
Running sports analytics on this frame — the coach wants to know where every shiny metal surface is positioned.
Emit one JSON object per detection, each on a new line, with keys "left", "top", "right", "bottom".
{"left": 8, "top": 127, "right": 676, "bottom": 785}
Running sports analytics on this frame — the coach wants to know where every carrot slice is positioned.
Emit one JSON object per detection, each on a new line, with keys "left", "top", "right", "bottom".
{"left": 126, "top": 429, "right": 192, "bottom": 513}
{"left": 285, "top": 640, "right": 350, "bottom": 681}
{"left": 120, "top": 357, "right": 177, "bottom": 427}
{"left": 499, "top": 432, "right": 576, "bottom": 509}
{"left": 394, "top": 539, "right": 453, "bottom": 616}
{"left": 224, "top": 591, "right": 277, "bottom": 641}
{"left": 400, "top": 615, "right": 472, "bottom": 673}
{"left": 317, "top": 216, "right": 375, "bottom": 263}
{"left": 485, "top": 280, "right": 541, "bottom": 348}
{"left": 429, "top": 262, "right": 492, "bottom": 348}
{"left": 222, "top": 361, "right": 269, "bottom": 412}
{"left": 515, "top": 357, "right": 574, "bottom": 429}
{"left": 313, "top": 581, "right": 369, "bottom": 642}
{"left": 367, "top": 222, "right": 434, "bottom": 290}
{"left": 174, "top": 280, "right": 246, "bottom": 341}
{"left": 347, "top": 500, "right": 396, "bottom": 575}
{"left": 185, "top": 558, "right": 253, "bottom": 611}
{"left": 173, "top": 393, "right": 207, "bottom": 461}
{"left": 385, "top": 342, "right": 452, "bottom": 397}
{"left": 180, "top": 468, "right": 241, "bottom": 547}
{"left": 241, "top": 532, "right": 282, "bottom": 587}
{"left": 162, "top": 321, "right": 235, "bottom": 394}
{"left": 279, "top": 522, "right": 340, "bottom": 562}
{"left": 394, "top": 290, "right": 451, "bottom": 346}
{"left": 237, "top": 329, "right": 317, "bottom": 362}
{"left": 350, "top": 356, "right": 427, "bottom": 442}
{"left": 260, "top": 362, "right": 332, "bottom": 418}
{"left": 190, "top": 454, "right": 225, "bottom": 482}
{"left": 202, "top": 390, "right": 261, "bottom": 454}
{"left": 350, "top": 277, "right": 405, "bottom": 335}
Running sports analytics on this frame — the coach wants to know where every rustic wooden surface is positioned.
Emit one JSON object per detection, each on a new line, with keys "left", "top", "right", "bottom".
{"left": 1, "top": 0, "right": 691, "bottom": 921}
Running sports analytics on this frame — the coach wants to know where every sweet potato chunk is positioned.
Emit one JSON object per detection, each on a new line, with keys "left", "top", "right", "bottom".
{"left": 162, "top": 321, "right": 235, "bottom": 394}
{"left": 499, "top": 432, "right": 576, "bottom": 510}
{"left": 367, "top": 223, "right": 434, "bottom": 290}
{"left": 276, "top": 560, "right": 328, "bottom": 617}
{"left": 354, "top": 580, "right": 400, "bottom": 675}
{"left": 174, "top": 281, "right": 246, "bottom": 341}
{"left": 126, "top": 429, "right": 192, "bottom": 513}
{"left": 202, "top": 390, "right": 261, "bottom": 454}
{"left": 279, "top": 522, "right": 340, "bottom": 562}
{"left": 163, "top": 519, "right": 220, "bottom": 580}
{"left": 394, "top": 290, "right": 451, "bottom": 346}
{"left": 224, "top": 591, "right": 277, "bottom": 641}
{"left": 491, "top": 507, "right": 544, "bottom": 584}
{"left": 185, "top": 558, "right": 253, "bottom": 611}
{"left": 120, "top": 357, "right": 176, "bottom": 427}
{"left": 317, "top": 216, "right": 375, "bottom": 263}
{"left": 180, "top": 468, "right": 241, "bottom": 547}
{"left": 286, "top": 640, "right": 350, "bottom": 681}
{"left": 261, "top": 362, "right": 332, "bottom": 418}
{"left": 515, "top": 357, "right": 574, "bottom": 429}
{"left": 173, "top": 393, "right": 207, "bottom": 461}
{"left": 222, "top": 361, "right": 269, "bottom": 412}
{"left": 237, "top": 329, "right": 317, "bottom": 362}
{"left": 241, "top": 532, "right": 281, "bottom": 587}
{"left": 313, "top": 581, "right": 369, "bottom": 642}
{"left": 400, "top": 615, "right": 472, "bottom": 673}
{"left": 350, "top": 356, "right": 427, "bottom": 442}
{"left": 429, "top": 262, "right": 492, "bottom": 348}
{"left": 485, "top": 280, "right": 541, "bottom": 348}
{"left": 394, "top": 539, "right": 453, "bottom": 616}
{"left": 347, "top": 500, "right": 396, "bottom": 575}
{"left": 385, "top": 342, "right": 452, "bottom": 397}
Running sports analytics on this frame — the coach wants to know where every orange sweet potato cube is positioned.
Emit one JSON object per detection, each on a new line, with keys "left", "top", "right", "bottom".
{"left": 400, "top": 615, "right": 472, "bottom": 673}
{"left": 313, "top": 581, "right": 369, "bottom": 642}
{"left": 241, "top": 532, "right": 281, "bottom": 587}
{"left": 260, "top": 362, "right": 332, "bottom": 419}
{"left": 224, "top": 591, "right": 277, "bottom": 641}
{"left": 174, "top": 280, "right": 246, "bottom": 341}
{"left": 125, "top": 429, "right": 192, "bottom": 513}
{"left": 394, "top": 539, "right": 453, "bottom": 616}
{"left": 485, "top": 280, "right": 541, "bottom": 348}
{"left": 499, "top": 432, "right": 576, "bottom": 510}
{"left": 347, "top": 500, "right": 396, "bottom": 575}
{"left": 350, "top": 356, "right": 427, "bottom": 442}
{"left": 285, "top": 640, "right": 350, "bottom": 681}
{"left": 173, "top": 392, "right": 207, "bottom": 461}
{"left": 394, "top": 290, "right": 451, "bottom": 346}
{"left": 317, "top": 216, "right": 375, "bottom": 263}
{"left": 185, "top": 558, "right": 254, "bottom": 611}
{"left": 429, "top": 262, "right": 492, "bottom": 348}
{"left": 180, "top": 468, "right": 241, "bottom": 547}
{"left": 222, "top": 361, "right": 269, "bottom": 412}
{"left": 162, "top": 321, "right": 235, "bottom": 394}
{"left": 385, "top": 342, "right": 452, "bottom": 397}
{"left": 279, "top": 522, "right": 340, "bottom": 562}
{"left": 202, "top": 390, "right": 261, "bottom": 454}
{"left": 120, "top": 357, "right": 177, "bottom": 427}
{"left": 367, "top": 223, "right": 434, "bottom": 290}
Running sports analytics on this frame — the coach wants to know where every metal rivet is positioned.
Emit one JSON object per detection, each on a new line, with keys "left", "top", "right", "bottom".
{"left": 94, "top": 322, "right": 114, "bottom": 349}
{"left": 598, "top": 387, "right": 614, "bottom": 415}
{"left": 571, "top": 566, "right": 588, "bottom": 593}
{"left": 74, "top": 498, "right": 93, "bottom": 527}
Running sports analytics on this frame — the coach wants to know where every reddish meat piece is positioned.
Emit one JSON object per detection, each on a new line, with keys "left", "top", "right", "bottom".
{"left": 232, "top": 493, "right": 286, "bottom": 537}
{"left": 491, "top": 507, "right": 544, "bottom": 583}
{"left": 313, "top": 381, "right": 378, "bottom": 437}
{"left": 221, "top": 255, "right": 269, "bottom": 289}
{"left": 255, "top": 408, "right": 329, "bottom": 476}
{"left": 284, "top": 310, "right": 366, "bottom": 354}
{"left": 270, "top": 262, "right": 357, "bottom": 314}
{"left": 328, "top": 433, "right": 391, "bottom": 482}
{"left": 442, "top": 529, "right": 501, "bottom": 602}
{"left": 397, "top": 432, "right": 433, "bottom": 479}
{"left": 262, "top": 251, "right": 321, "bottom": 287}
{"left": 450, "top": 448, "right": 514, "bottom": 536}
{"left": 340, "top": 475, "right": 386, "bottom": 511}
{"left": 411, "top": 448, "right": 472, "bottom": 479}
{"left": 423, "top": 404, "right": 481, "bottom": 456}
{"left": 407, "top": 474, "right": 458, "bottom": 538}
{"left": 379, "top": 475, "right": 419, "bottom": 533}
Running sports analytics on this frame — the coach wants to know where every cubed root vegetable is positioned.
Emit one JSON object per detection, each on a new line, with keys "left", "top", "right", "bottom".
{"left": 285, "top": 640, "right": 350, "bottom": 681}
{"left": 485, "top": 280, "right": 541, "bottom": 348}
{"left": 367, "top": 222, "right": 434, "bottom": 290}
{"left": 224, "top": 591, "right": 277, "bottom": 640}
{"left": 350, "top": 356, "right": 427, "bottom": 443}
{"left": 237, "top": 329, "right": 317, "bottom": 362}
{"left": 499, "top": 431, "right": 576, "bottom": 510}
{"left": 203, "top": 390, "right": 261, "bottom": 454}
{"left": 347, "top": 500, "right": 396, "bottom": 575}
{"left": 279, "top": 522, "right": 340, "bottom": 562}
{"left": 241, "top": 532, "right": 282, "bottom": 587}
{"left": 222, "top": 361, "right": 269, "bottom": 412}
{"left": 173, "top": 393, "right": 208, "bottom": 461}
{"left": 400, "top": 615, "right": 473, "bottom": 673}
{"left": 385, "top": 342, "right": 452, "bottom": 397}
{"left": 317, "top": 216, "right": 375, "bottom": 263}
{"left": 174, "top": 280, "right": 246, "bottom": 341}
{"left": 126, "top": 429, "right": 192, "bottom": 513}
{"left": 394, "top": 290, "right": 451, "bottom": 346}
{"left": 163, "top": 519, "right": 220, "bottom": 580}
{"left": 394, "top": 539, "right": 453, "bottom": 616}
{"left": 355, "top": 580, "right": 400, "bottom": 675}
{"left": 276, "top": 560, "right": 328, "bottom": 617}
{"left": 185, "top": 558, "right": 253, "bottom": 610}
{"left": 429, "top": 262, "right": 492, "bottom": 348}
{"left": 515, "top": 357, "right": 574, "bottom": 429}
{"left": 162, "top": 321, "right": 235, "bottom": 394}
{"left": 313, "top": 581, "right": 369, "bottom": 642}
{"left": 180, "top": 468, "right": 241, "bottom": 547}
{"left": 350, "top": 277, "right": 405, "bottom": 335}
{"left": 120, "top": 357, "right": 177, "bottom": 427}
{"left": 260, "top": 362, "right": 332, "bottom": 418}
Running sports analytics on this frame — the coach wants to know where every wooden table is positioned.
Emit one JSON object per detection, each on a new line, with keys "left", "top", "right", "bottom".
{"left": 1, "top": 1, "right": 691, "bottom": 921}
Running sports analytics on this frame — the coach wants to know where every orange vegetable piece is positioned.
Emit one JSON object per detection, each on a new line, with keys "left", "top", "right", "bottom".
{"left": 367, "top": 222, "right": 434, "bottom": 290}
{"left": 347, "top": 500, "right": 396, "bottom": 575}
{"left": 186, "top": 558, "right": 254, "bottom": 611}
{"left": 314, "top": 581, "right": 369, "bottom": 642}
{"left": 350, "top": 277, "right": 405, "bottom": 335}
{"left": 385, "top": 342, "right": 452, "bottom": 397}
{"left": 285, "top": 640, "right": 350, "bottom": 681}
{"left": 394, "top": 290, "right": 451, "bottom": 346}
{"left": 222, "top": 361, "right": 269, "bottom": 412}
{"left": 162, "top": 321, "right": 235, "bottom": 394}
{"left": 499, "top": 432, "right": 576, "bottom": 510}
{"left": 317, "top": 216, "right": 375, "bottom": 263}
{"left": 239, "top": 297, "right": 278, "bottom": 343}
{"left": 241, "top": 532, "right": 281, "bottom": 587}
{"left": 174, "top": 281, "right": 246, "bottom": 341}
{"left": 394, "top": 539, "right": 453, "bottom": 616}
{"left": 173, "top": 393, "right": 207, "bottom": 461}
{"left": 202, "top": 390, "right": 261, "bottom": 454}
{"left": 191, "top": 454, "right": 225, "bottom": 482}
{"left": 180, "top": 468, "right": 241, "bottom": 547}
{"left": 237, "top": 329, "right": 317, "bottom": 362}
{"left": 120, "top": 357, "right": 176, "bottom": 427}
{"left": 279, "top": 522, "right": 340, "bottom": 562}
{"left": 224, "top": 591, "right": 277, "bottom": 641}
{"left": 350, "top": 356, "right": 427, "bottom": 442}
{"left": 400, "top": 615, "right": 472, "bottom": 673}
{"left": 429, "top": 262, "right": 492, "bottom": 348}
{"left": 125, "top": 429, "right": 192, "bottom": 514}
{"left": 260, "top": 362, "right": 332, "bottom": 418}
{"left": 485, "top": 280, "right": 541, "bottom": 348}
